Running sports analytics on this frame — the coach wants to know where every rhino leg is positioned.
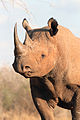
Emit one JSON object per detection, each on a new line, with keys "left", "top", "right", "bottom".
{"left": 30, "top": 77, "right": 56, "bottom": 120}
{"left": 71, "top": 88, "right": 80, "bottom": 120}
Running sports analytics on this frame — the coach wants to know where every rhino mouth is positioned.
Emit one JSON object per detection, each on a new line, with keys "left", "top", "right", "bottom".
{"left": 21, "top": 71, "right": 34, "bottom": 78}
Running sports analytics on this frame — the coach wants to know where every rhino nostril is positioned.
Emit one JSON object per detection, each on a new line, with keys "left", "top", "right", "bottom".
{"left": 22, "top": 65, "right": 31, "bottom": 73}
{"left": 25, "top": 66, "right": 31, "bottom": 69}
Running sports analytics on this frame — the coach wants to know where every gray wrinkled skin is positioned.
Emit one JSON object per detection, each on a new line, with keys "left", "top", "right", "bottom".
{"left": 13, "top": 18, "right": 80, "bottom": 120}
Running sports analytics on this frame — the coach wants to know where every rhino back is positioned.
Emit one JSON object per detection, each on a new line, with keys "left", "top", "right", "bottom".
{"left": 57, "top": 25, "right": 80, "bottom": 85}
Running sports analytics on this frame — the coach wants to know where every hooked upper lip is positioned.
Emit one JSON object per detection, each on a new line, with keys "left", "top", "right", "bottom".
{"left": 12, "top": 63, "right": 34, "bottom": 77}
{"left": 21, "top": 70, "right": 34, "bottom": 78}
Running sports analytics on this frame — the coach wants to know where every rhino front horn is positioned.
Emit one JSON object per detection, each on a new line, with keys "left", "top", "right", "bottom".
{"left": 14, "top": 23, "right": 25, "bottom": 54}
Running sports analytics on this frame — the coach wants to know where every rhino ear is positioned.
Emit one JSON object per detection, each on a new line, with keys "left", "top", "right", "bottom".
{"left": 48, "top": 18, "right": 58, "bottom": 36}
{"left": 22, "top": 18, "right": 32, "bottom": 32}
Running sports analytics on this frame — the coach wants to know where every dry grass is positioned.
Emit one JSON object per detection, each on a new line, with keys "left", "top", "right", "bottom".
{"left": 0, "top": 111, "right": 40, "bottom": 120}
{"left": 0, "top": 66, "right": 72, "bottom": 120}
{"left": 0, "top": 111, "right": 71, "bottom": 120}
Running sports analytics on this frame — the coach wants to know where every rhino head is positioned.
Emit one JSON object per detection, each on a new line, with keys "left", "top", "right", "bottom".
{"left": 13, "top": 18, "right": 59, "bottom": 78}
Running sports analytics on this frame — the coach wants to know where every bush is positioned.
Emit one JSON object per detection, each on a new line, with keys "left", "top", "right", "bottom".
{"left": 0, "top": 66, "right": 37, "bottom": 114}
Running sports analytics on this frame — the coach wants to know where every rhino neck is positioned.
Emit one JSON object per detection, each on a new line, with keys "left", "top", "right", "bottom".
{"left": 41, "top": 55, "right": 68, "bottom": 99}
{"left": 43, "top": 58, "right": 68, "bottom": 81}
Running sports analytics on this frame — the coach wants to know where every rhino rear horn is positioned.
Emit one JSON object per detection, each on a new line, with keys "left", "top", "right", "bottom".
{"left": 48, "top": 18, "right": 58, "bottom": 36}
{"left": 24, "top": 31, "right": 33, "bottom": 45}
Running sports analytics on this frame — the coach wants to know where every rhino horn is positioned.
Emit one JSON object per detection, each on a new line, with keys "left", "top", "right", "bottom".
{"left": 14, "top": 23, "right": 25, "bottom": 54}
{"left": 24, "top": 31, "right": 33, "bottom": 45}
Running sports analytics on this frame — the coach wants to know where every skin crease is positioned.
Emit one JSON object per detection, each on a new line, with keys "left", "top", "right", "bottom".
{"left": 13, "top": 18, "right": 80, "bottom": 120}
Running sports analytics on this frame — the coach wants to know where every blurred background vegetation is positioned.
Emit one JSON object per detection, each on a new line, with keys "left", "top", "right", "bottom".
{"left": 0, "top": 66, "right": 71, "bottom": 120}
{"left": 0, "top": 66, "right": 39, "bottom": 119}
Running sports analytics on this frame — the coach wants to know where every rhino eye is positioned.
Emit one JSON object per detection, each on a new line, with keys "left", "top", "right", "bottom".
{"left": 41, "top": 54, "right": 45, "bottom": 58}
